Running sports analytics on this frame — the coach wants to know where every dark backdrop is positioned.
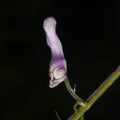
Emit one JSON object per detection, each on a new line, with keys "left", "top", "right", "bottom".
{"left": 0, "top": 0, "right": 120, "bottom": 120}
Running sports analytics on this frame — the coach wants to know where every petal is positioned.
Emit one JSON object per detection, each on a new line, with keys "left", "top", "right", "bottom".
{"left": 43, "top": 17, "right": 64, "bottom": 60}
{"left": 43, "top": 17, "right": 67, "bottom": 88}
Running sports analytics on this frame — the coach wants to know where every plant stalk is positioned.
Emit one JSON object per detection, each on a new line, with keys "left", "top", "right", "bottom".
{"left": 68, "top": 66, "right": 120, "bottom": 120}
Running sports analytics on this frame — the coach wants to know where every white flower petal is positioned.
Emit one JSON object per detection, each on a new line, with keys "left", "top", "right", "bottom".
{"left": 43, "top": 17, "right": 67, "bottom": 88}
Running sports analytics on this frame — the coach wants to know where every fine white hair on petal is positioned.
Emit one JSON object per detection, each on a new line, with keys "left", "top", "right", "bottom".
{"left": 43, "top": 17, "right": 56, "bottom": 32}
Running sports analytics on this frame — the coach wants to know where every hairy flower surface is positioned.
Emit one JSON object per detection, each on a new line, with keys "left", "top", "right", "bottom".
{"left": 43, "top": 17, "right": 67, "bottom": 88}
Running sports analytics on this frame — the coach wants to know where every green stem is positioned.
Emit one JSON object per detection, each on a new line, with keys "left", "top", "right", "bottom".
{"left": 64, "top": 78, "right": 87, "bottom": 106}
{"left": 55, "top": 110, "right": 61, "bottom": 120}
{"left": 68, "top": 65, "right": 120, "bottom": 120}
{"left": 74, "top": 101, "right": 84, "bottom": 120}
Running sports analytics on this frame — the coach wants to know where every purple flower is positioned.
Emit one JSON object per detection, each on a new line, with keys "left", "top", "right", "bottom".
{"left": 43, "top": 17, "right": 67, "bottom": 88}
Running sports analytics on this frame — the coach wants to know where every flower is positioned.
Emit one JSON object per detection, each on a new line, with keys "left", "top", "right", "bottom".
{"left": 43, "top": 17, "right": 67, "bottom": 88}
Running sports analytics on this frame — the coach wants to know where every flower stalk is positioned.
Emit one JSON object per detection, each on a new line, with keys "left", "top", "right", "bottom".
{"left": 64, "top": 78, "right": 86, "bottom": 106}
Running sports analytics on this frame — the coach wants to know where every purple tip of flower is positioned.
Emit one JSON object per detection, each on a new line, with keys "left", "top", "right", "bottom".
{"left": 43, "top": 17, "right": 67, "bottom": 88}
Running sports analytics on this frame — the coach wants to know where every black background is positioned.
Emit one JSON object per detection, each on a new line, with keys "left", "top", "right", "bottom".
{"left": 0, "top": 0, "right": 120, "bottom": 120}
